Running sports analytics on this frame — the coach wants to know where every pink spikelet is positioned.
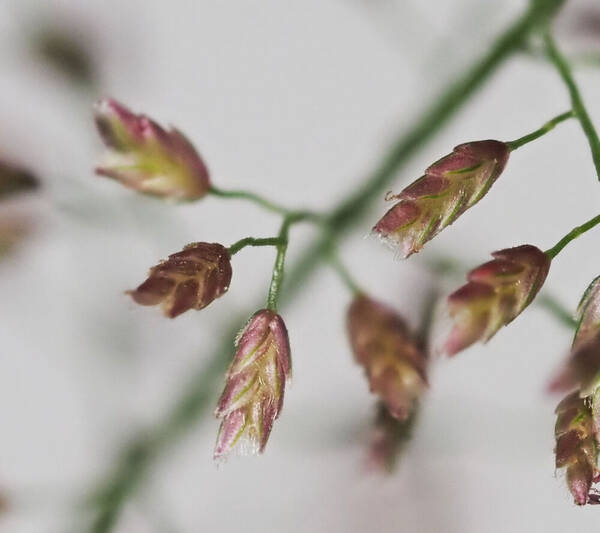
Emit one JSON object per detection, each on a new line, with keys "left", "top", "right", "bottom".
{"left": 347, "top": 295, "right": 427, "bottom": 421}
{"left": 554, "top": 392, "right": 600, "bottom": 506}
{"left": 214, "top": 310, "right": 291, "bottom": 459}
{"left": 94, "top": 98, "right": 210, "bottom": 200}
{"left": 445, "top": 245, "right": 550, "bottom": 355}
{"left": 128, "top": 242, "right": 232, "bottom": 318}
{"left": 373, "top": 140, "right": 509, "bottom": 258}
{"left": 550, "top": 276, "right": 600, "bottom": 397}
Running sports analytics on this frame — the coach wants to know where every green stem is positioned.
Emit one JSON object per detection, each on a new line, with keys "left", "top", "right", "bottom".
{"left": 266, "top": 216, "right": 296, "bottom": 311}
{"left": 209, "top": 186, "right": 323, "bottom": 224}
{"left": 87, "top": 440, "right": 154, "bottom": 533}
{"left": 265, "top": 212, "right": 314, "bottom": 311}
{"left": 520, "top": 42, "right": 600, "bottom": 69}
{"left": 228, "top": 237, "right": 282, "bottom": 256}
{"left": 546, "top": 213, "right": 600, "bottom": 258}
{"left": 544, "top": 30, "right": 600, "bottom": 181}
{"left": 537, "top": 293, "right": 576, "bottom": 329}
{"left": 283, "top": 0, "right": 567, "bottom": 302}
{"left": 209, "top": 185, "right": 291, "bottom": 215}
{"left": 506, "top": 110, "right": 574, "bottom": 150}
{"left": 85, "top": 315, "right": 242, "bottom": 533}
{"left": 266, "top": 208, "right": 326, "bottom": 310}
{"left": 210, "top": 184, "right": 324, "bottom": 227}
{"left": 327, "top": 248, "right": 362, "bottom": 295}
{"left": 80, "top": 2, "right": 567, "bottom": 531}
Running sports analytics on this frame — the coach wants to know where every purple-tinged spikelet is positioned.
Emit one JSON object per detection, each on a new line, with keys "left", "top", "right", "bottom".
{"left": 128, "top": 242, "right": 231, "bottom": 318}
{"left": 347, "top": 295, "right": 427, "bottom": 421}
{"left": 549, "top": 276, "right": 600, "bottom": 398}
{"left": 554, "top": 392, "right": 599, "bottom": 505}
{"left": 94, "top": 99, "right": 210, "bottom": 200}
{"left": 214, "top": 310, "right": 291, "bottom": 459}
{"left": 367, "top": 403, "right": 417, "bottom": 473}
{"left": 373, "top": 140, "right": 509, "bottom": 258}
{"left": 445, "top": 245, "right": 550, "bottom": 355}
{"left": 549, "top": 334, "right": 600, "bottom": 398}
{"left": 573, "top": 276, "right": 600, "bottom": 349}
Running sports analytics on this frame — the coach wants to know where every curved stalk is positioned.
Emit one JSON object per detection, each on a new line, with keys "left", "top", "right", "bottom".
{"left": 228, "top": 237, "right": 282, "bottom": 256}
{"left": 507, "top": 110, "right": 574, "bottom": 150}
{"left": 81, "top": 2, "right": 567, "bottom": 530}
{"left": 546, "top": 213, "right": 600, "bottom": 259}
{"left": 544, "top": 31, "right": 600, "bottom": 181}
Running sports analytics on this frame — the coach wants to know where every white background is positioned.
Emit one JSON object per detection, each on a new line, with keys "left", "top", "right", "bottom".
{"left": 1, "top": 0, "right": 600, "bottom": 531}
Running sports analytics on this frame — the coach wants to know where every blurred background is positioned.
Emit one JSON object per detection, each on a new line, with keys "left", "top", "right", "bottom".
{"left": 1, "top": 0, "right": 600, "bottom": 531}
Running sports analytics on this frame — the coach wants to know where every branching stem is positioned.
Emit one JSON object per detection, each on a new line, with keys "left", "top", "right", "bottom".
{"left": 82, "top": 2, "right": 568, "bottom": 530}
{"left": 544, "top": 31, "right": 600, "bottom": 181}
{"left": 228, "top": 237, "right": 282, "bottom": 256}
{"left": 282, "top": 0, "right": 567, "bottom": 302}
{"left": 537, "top": 294, "right": 576, "bottom": 329}
{"left": 266, "top": 212, "right": 312, "bottom": 311}
{"left": 209, "top": 185, "right": 322, "bottom": 222}
{"left": 327, "top": 248, "right": 362, "bottom": 295}
{"left": 546, "top": 213, "right": 600, "bottom": 259}
{"left": 209, "top": 185, "right": 291, "bottom": 215}
{"left": 507, "top": 110, "right": 574, "bottom": 150}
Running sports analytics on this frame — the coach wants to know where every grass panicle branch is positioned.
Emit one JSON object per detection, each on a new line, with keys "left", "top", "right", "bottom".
{"left": 544, "top": 30, "right": 600, "bottom": 181}
{"left": 82, "top": 1, "right": 568, "bottom": 530}
{"left": 507, "top": 110, "right": 574, "bottom": 150}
